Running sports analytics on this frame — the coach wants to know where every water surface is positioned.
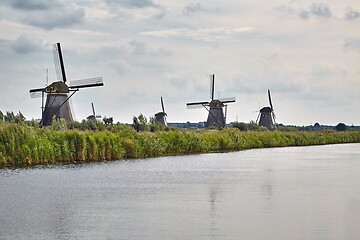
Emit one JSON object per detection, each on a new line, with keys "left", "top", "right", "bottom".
{"left": 1, "top": 144, "right": 359, "bottom": 240}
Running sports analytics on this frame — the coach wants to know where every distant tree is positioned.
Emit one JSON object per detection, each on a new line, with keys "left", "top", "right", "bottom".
{"left": 335, "top": 123, "right": 347, "bottom": 131}
{"left": 103, "top": 117, "right": 113, "bottom": 126}
{"left": 133, "top": 114, "right": 149, "bottom": 132}
{"left": 232, "top": 122, "right": 248, "bottom": 131}
{"left": 314, "top": 122, "right": 320, "bottom": 128}
{"left": 0, "top": 111, "right": 3, "bottom": 121}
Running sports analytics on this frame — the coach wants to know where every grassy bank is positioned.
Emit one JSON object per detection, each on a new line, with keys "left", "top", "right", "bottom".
{"left": 1, "top": 122, "right": 360, "bottom": 168}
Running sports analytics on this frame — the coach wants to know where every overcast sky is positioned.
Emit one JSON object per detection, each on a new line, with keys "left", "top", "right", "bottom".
{"left": 0, "top": 0, "right": 359, "bottom": 126}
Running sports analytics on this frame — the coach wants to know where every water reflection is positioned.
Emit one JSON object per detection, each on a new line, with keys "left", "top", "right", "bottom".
{"left": 0, "top": 144, "right": 360, "bottom": 240}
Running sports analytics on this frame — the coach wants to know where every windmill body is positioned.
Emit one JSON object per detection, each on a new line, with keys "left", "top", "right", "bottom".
{"left": 187, "top": 74, "right": 235, "bottom": 128}
{"left": 257, "top": 90, "right": 276, "bottom": 129}
{"left": 155, "top": 97, "right": 167, "bottom": 126}
{"left": 42, "top": 94, "right": 74, "bottom": 125}
{"left": 206, "top": 100, "right": 226, "bottom": 127}
{"left": 258, "top": 107, "right": 274, "bottom": 129}
{"left": 29, "top": 43, "right": 103, "bottom": 127}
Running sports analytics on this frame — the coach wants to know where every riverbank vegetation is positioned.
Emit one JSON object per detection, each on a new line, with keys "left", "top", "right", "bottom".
{"left": 1, "top": 117, "right": 360, "bottom": 168}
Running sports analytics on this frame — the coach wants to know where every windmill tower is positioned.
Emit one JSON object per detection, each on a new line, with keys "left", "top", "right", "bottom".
{"left": 154, "top": 97, "right": 167, "bottom": 126}
{"left": 29, "top": 43, "right": 104, "bottom": 127}
{"left": 186, "top": 74, "right": 235, "bottom": 128}
{"left": 257, "top": 89, "right": 276, "bottom": 129}
{"left": 87, "top": 103, "right": 101, "bottom": 120}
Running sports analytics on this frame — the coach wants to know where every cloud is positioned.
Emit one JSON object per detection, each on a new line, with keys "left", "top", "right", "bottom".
{"left": 275, "top": 2, "right": 332, "bottom": 20}
{"left": 11, "top": 0, "right": 54, "bottom": 10}
{"left": 309, "top": 3, "right": 332, "bottom": 18}
{"left": 129, "top": 40, "right": 147, "bottom": 55}
{"left": 343, "top": 38, "right": 360, "bottom": 51}
{"left": 275, "top": 5, "right": 310, "bottom": 20}
{"left": 344, "top": 8, "right": 360, "bottom": 20}
{"left": 11, "top": 34, "right": 46, "bottom": 54}
{"left": 21, "top": 6, "right": 85, "bottom": 30}
{"left": 182, "top": 3, "right": 203, "bottom": 17}
{"left": 2, "top": 0, "right": 85, "bottom": 30}
{"left": 106, "top": 0, "right": 160, "bottom": 9}
{"left": 141, "top": 27, "right": 253, "bottom": 42}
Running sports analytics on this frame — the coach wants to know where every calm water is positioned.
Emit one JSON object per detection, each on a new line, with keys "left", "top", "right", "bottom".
{"left": 0, "top": 143, "right": 359, "bottom": 240}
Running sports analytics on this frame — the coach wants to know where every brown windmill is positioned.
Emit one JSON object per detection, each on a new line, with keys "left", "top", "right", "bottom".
{"left": 257, "top": 89, "right": 276, "bottom": 129}
{"left": 29, "top": 43, "right": 104, "bottom": 127}
{"left": 186, "top": 74, "right": 235, "bottom": 128}
{"left": 154, "top": 97, "right": 167, "bottom": 126}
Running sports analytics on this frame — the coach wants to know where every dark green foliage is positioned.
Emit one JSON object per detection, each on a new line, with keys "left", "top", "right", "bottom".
{"left": 335, "top": 123, "right": 347, "bottom": 131}
{"left": 133, "top": 114, "right": 150, "bottom": 132}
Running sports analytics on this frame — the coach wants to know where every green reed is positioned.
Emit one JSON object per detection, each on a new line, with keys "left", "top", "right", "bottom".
{"left": 1, "top": 122, "right": 360, "bottom": 168}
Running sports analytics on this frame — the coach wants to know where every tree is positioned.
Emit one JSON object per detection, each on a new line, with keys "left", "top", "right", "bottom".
{"left": 232, "top": 122, "right": 248, "bottom": 131}
{"left": 133, "top": 114, "right": 149, "bottom": 132}
{"left": 335, "top": 123, "right": 347, "bottom": 131}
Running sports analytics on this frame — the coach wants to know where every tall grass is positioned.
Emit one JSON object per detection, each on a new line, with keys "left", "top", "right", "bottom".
{"left": 1, "top": 122, "right": 360, "bottom": 168}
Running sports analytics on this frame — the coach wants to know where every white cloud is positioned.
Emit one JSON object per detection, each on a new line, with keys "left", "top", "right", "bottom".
{"left": 141, "top": 27, "right": 253, "bottom": 42}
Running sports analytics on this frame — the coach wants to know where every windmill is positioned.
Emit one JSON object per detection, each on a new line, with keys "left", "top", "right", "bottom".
{"left": 256, "top": 89, "right": 276, "bottom": 129}
{"left": 87, "top": 103, "right": 101, "bottom": 120}
{"left": 154, "top": 97, "right": 167, "bottom": 126}
{"left": 186, "top": 74, "right": 235, "bottom": 128}
{"left": 29, "top": 43, "right": 104, "bottom": 127}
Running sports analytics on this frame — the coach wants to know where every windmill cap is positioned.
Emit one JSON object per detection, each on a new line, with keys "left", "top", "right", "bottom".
{"left": 260, "top": 106, "right": 272, "bottom": 113}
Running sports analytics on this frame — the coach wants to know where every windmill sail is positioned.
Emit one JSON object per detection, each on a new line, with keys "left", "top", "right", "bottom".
{"left": 69, "top": 77, "right": 104, "bottom": 89}
{"left": 161, "top": 97, "right": 166, "bottom": 114}
{"left": 210, "top": 74, "right": 215, "bottom": 100}
{"left": 53, "top": 43, "right": 67, "bottom": 82}
{"left": 268, "top": 89, "right": 273, "bottom": 110}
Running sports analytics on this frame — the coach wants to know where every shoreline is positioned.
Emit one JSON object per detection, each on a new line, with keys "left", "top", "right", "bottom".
{"left": 1, "top": 123, "right": 360, "bottom": 168}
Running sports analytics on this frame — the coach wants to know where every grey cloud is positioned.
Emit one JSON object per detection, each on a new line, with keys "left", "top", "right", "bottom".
{"left": 275, "top": 3, "right": 332, "bottom": 20}
{"left": 129, "top": 40, "right": 147, "bottom": 55}
{"left": 344, "top": 8, "right": 360, "bottom": 20}
{"left": 106, "top": 0, "right": 160, "bottom": 9}
{"left": 275, "top": 5, "right": 309, "bottom": 20}
{"left": 182, "top": 3, "right": 203, "bottom": 17}
{"left": 11, "top": 0, "right": 55, "bottom": 10}
{"left": 343, "top": 38, "right": 360, "bottom": 51}
{"left": 11, "top": 34, "right": 45, "bottom": 54}
{"left": 309, "top": 3, "right": 332, "bottom": 18}
{"left": 22, "top": 7, "right": 85, "bottom": 30}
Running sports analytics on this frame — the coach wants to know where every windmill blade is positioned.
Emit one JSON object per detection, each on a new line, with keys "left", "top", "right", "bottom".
{"left": 210, "top": 74, "right": 215, "bottom": 100}
{"left": 224, "top": 104, "right": 228, "bottom": 121}
{"left": 161, "top": 96, "right": 165, "bottom": 113}
{"left": 29, "top": 87, "right": 45, "bottom": 93}
{"left": 92, "top": 103, "right": 96, "bottom": 116}
{"left": 268, "top": 89, "right": 273, "bottom": 110}
{"left": 53, "top": 43, "right": 67, "bottom": 82}
{"left": 256, "top": 112, "right": 260, "bottom": 124}
{"left": 186, "top": 101, "right": 210, "bottom": 109}
{"left": 219, "top": 96, "right": 236, "bottom": 103}
{"left": 29, "top": 91, "right": 45, "bottom": 98}
{"left": 69, "top": 77, "right": 104, "bottom": 89}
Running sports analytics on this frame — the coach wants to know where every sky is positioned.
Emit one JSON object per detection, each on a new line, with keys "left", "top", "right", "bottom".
{"left": 0, "top": 0, "right": 359, "bottom": 126}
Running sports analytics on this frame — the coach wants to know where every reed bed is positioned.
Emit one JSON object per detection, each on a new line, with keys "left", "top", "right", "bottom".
{"left": 1, "top": 123, "right": 360, "bottom": 168}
